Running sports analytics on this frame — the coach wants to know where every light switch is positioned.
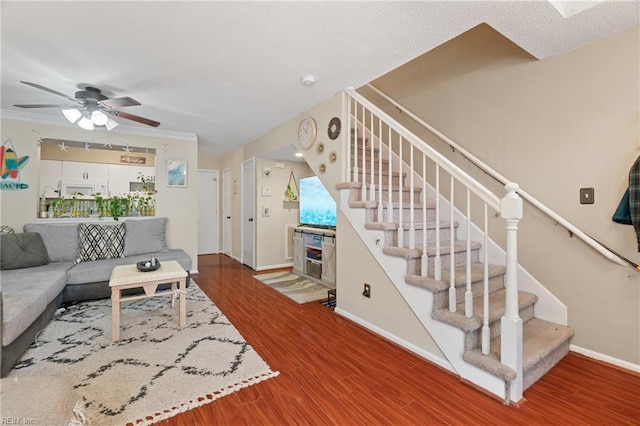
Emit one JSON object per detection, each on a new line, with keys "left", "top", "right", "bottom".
{"left": 580, "top": 188, "right": 594, "bottom": 204}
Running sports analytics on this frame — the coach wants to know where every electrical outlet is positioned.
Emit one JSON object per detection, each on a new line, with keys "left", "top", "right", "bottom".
{"left": 363, "top": 283, "right": 371, "bottom": 298}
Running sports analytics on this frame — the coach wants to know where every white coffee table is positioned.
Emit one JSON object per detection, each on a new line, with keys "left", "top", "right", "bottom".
{"left": 109, "top": 260, "right": 188, "bottom": 341}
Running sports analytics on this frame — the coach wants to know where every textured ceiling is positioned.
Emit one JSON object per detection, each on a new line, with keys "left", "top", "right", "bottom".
{"left": 1, "top": 1, "right": 638, "bottom": 157}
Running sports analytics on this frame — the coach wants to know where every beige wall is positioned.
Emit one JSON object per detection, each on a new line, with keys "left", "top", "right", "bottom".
{"left": 255, "top": 158, "right": 311, "bottom": 269}
{"left": 365, "top": 24, "right": 640, "bottom": 364}
{"left": 204, "top": 92, "right": 443, "bottom": 357}
{"left": 0, "top": 117, "right": 199, "bottom": 273}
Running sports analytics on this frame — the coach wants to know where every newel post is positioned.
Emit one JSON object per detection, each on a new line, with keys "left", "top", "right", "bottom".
{"left": 500, "top": 182, "right": 523, "bottom": 404}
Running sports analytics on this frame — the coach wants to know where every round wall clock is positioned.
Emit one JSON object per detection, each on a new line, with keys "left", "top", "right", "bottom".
{"left": 327, "top": 117, "right": 341, "bottom": 140}
{"left": 297, "top": 117, "right": 317, "bottom": 150}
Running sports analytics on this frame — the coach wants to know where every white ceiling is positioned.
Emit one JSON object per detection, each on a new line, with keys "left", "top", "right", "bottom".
{"left": 1, "top": 1, "right": 638, "bottom": 158}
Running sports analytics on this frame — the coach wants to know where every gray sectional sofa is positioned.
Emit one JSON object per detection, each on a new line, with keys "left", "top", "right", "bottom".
{"left": 0, "top": 217, "right": 192, "bottom": 377}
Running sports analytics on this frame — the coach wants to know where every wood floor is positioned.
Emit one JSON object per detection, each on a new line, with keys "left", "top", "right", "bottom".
{"left": 166, "top": 254, "right": 640, "bottom": 425}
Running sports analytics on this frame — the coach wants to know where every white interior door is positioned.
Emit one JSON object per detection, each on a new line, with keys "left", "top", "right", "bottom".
{"left": 222, "top": 168, "right": 232, "bottom": 256}
{"left": 197, "top": 170, "right": 219, "bottom": 255}
{"left": 241, "top": 158, "right": 255, "bottom": 269}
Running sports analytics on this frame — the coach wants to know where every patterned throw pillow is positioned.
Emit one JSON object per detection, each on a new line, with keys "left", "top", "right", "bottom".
{"left": 0, "top": 226, "right": 15, "bottom": 234}
{"left": 76, "top": 223, "right": 126, "bottom": 263}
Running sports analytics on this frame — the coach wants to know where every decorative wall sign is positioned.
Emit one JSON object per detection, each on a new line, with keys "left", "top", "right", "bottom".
{"left": 121, "top": 155, "right": 146, "bottom": 165}
{"left": 327, "top": 117, "right": 341, "bottom": 140}
{"left": 167, "top": 160, "right": 187, "bottom": 187}
{"left": 0, "top": 139, "right": 29, "bottom": 191}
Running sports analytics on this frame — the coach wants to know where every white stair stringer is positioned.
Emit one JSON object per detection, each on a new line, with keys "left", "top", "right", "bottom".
{"left": 338, "top": 191, "right": 509, "bottom": 400}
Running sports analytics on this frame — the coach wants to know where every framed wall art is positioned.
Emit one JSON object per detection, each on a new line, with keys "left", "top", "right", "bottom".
{"left": 167, "top": 160, "right": 187, "bottom": 187}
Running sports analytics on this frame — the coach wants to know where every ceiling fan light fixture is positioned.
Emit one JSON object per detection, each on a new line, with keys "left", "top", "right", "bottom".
{"left": 62, "top": 108, "right": 82, "bottom": 123}
{"left": 77, "top": 116, "right": 94, "bottom": 131}
{"left": 91, "top": 110, "right": 109, "bottom": 126}
{"left": 104, "top": 117, "right": 119, "bottom": 131}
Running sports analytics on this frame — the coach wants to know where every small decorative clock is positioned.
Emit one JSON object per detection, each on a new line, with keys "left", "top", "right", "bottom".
{"left": 327, "top": 117, "right": 341, "bottom": 140}
{"left": 297, "top": 117, "right": 317, "bottom": 150}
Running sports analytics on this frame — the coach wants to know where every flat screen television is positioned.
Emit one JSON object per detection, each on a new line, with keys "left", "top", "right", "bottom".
{"left": 299, "top": 176, "right": 337, "bottom": 229}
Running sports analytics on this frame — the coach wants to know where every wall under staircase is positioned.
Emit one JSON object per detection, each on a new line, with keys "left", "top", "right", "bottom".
{"left": 336, "top": 90, "right": 574, "bottom": 403}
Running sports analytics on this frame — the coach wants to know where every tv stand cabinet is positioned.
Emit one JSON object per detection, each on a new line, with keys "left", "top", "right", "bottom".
{"left": 293, "top": 226, "right": 336, "bottom": 284}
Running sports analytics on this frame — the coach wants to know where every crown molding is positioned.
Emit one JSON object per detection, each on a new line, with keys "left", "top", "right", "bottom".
{"left": 0, "top": 109, "right": 197, "bottom": 142}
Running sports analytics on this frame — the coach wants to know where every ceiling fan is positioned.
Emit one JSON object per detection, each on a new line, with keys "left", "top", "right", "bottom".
{"left": 13, "top": 81, "right": 160, "bottom": 130}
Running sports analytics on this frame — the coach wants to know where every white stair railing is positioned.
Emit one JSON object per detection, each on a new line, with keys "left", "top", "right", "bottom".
{"left": 344, "top": 89, "right": 524, "bottom": 402}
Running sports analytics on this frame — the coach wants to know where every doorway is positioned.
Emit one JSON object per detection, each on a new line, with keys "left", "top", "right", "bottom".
{"left": 197, "top": 170, "right": 219, "bottom": 255}
{"left": 241, "top": 158, "right": 256, "bottom": 269}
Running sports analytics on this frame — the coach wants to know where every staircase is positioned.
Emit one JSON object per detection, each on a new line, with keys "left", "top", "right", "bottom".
{"left": 336, "top": 90, "right": 574, "bottom": 404}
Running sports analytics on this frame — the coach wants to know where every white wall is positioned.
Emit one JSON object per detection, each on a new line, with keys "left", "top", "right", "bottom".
{"left": 0, "top": 114, "right": 199, "bottom": 273}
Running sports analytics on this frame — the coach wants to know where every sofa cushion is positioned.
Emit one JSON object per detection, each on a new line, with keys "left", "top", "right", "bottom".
{"left": 23, "top": 223, "right": 78, "bottom": 262}
{"left": 0, "top": 268, "right": 68, "bottom": 346}
{"left": 66, "top": 249, "right": 192, "bottom": 285}
{"left": 76, "top": 223, "right": 126, "bottom": 263}
{"left": 124, "top": 218, "right": 168, "bottom": 256}
{"left": 0, "top": 233, "right": 49, "bottom": 270}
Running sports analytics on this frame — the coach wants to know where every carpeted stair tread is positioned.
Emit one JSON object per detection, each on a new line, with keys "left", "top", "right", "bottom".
{"left": 405, "top": 263, "right": 505, "bottom": 293}
{"left": 383, "top": 240, "right": 482, "bottom": 259}
{"left": 463, "top": 318, "right": 574, "bottom": 385}
{"left": 339, "top": 181, "right": 422, "bottom": 193}
{"left": 349, "top": 200, "right": 429, "bottom": 210}
{"left": 432, "top": 289, "right": 537, "bottom": 332}
{"left": 365, "top": 220, "right": 457, "bottom": 231}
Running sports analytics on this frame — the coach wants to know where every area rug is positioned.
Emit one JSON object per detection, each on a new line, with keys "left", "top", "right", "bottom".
{"left": 254, "top": 271, "right": 334, "bottom": 304}
{"left": 6, "top": 282, "right": 279, "bottom": 425}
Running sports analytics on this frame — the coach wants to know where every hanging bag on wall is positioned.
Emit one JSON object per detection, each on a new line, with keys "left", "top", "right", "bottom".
{"left": 612, "top": 188, "right": 632, "bottom": 225}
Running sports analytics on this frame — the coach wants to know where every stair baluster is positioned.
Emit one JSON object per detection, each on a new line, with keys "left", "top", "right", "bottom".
{"left": 360, "top": 104, "right": 367, "bottom": 201}
{"left": 409, "top": 145, "right": 416, "bottom": 249}
{"left": 436, "top": 165, "right": 440, "bottom": 280}
{"left": 465, "top": 188, "right": 473, "bottom": 318}
{"left": 386, "top": 125, "right": 394, "bottom": 223}
{"left": 482, "top": 204, "right": 491, "bottom": 355}
{"left": 421, "top": 156, "right": 428, "bottom": 277}
{"left": 369, "top": 110, "right": 375, "bottom": 202}
{"left": 397, "top": 136, "right": 404, "bottom": 247}
{"left": 377, "top": 120, "right": 384, "bottom": 222}
{"left": 447, "top": 174, "right": 454, "bottom": 306}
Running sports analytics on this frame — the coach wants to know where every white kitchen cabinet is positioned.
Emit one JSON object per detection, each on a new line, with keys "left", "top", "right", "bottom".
{"left": 108, "top": 164, "right": 131, "bottom": 197}
{"left": 39, "top": 159, "right": 62, "bottom": 197}
{"left": 61, "top": 161, "right": 109, "bottom": 181}
{"left": 108, "top": 164, "right": 155, "bottom": 196}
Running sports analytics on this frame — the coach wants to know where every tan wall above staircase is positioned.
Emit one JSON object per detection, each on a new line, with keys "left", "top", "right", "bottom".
{"left": 365, "top": 24, "right": 640, "bottom": 366}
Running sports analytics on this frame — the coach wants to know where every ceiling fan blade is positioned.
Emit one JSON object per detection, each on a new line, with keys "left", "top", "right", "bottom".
{"left": 14, "top": 104, "right": 67, "bottom": 108}
{"left": 20, "top": 81, "right": 77, "bottom": 102}
{"left": 111, "top": 111, "right": 160, "bottom": 127}
{"left": 99, "top": 97, "right": 141, "bottom": 109}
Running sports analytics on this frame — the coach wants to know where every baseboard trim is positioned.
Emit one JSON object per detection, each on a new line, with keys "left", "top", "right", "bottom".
{"left": 334, "top": 307, "right": 454, "bottom": 374}
{"left": 255, "top": 262, "right": 294, "bottom": 271}
{"left": 570, "top": 344, "right": 640, "bottom": 373}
